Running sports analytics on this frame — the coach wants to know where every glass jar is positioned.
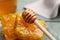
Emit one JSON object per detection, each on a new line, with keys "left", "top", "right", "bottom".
{"left": 0, "top": 0, "right": 17, "bottom": 16}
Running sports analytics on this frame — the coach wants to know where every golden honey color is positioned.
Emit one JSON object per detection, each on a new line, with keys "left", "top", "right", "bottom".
{"left": 2, "top": 13, "right": 46, "bottom": 40}
{"left": 0, "top": 0, "right": 17, "bottom": 16}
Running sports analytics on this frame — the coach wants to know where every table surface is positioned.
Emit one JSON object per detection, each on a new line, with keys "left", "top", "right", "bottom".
{"left": 0, "top": 0, "right": 60, "bottom": 40}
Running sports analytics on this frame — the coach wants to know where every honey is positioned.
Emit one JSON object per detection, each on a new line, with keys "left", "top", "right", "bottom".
{"left": 2, "top": 13, "right": 46, "bottom": 40}
{"left": 0, "top": 0, "right": 17, "bottom": 16}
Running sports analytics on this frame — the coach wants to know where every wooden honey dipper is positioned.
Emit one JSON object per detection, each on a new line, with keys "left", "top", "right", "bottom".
{"left": 22, "top": 8, "right": 56, "bottom": 40}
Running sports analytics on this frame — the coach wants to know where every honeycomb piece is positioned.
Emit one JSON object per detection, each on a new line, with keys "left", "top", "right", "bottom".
{"left": 2, "top": 14, "right": 16, "bottom": 40}
{"left": 15, "top": 13, "right": 46, "bottom": 40}
{"left": 2, "top": 13, "right": 46, "bottom": 40}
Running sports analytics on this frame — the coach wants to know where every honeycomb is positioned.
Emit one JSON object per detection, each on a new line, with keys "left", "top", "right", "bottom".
{"left": 2, "top": 13, "right": 46, "bottom": 40}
